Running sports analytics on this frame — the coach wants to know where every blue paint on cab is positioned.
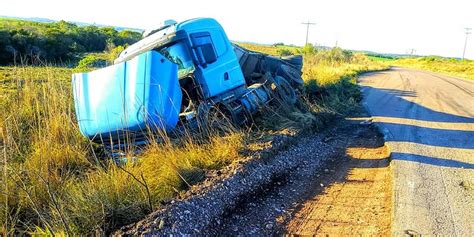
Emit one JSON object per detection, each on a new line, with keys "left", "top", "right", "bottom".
{"left": 72, "top": 51, "right": 182, "bottom": 139}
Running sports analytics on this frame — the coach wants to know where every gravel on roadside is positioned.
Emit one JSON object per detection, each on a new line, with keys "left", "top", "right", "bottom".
{"left": 114, "top": 114, "right": 380, "bottom": 236}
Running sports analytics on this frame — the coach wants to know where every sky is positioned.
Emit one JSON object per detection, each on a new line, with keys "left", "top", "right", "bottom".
{"left": 1, "top": 0, "right": 473, "bottom": 59}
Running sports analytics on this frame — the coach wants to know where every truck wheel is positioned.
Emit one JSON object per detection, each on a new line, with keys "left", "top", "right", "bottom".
{"left": 281, "top": 55, "right": 303, "bottom": 70}
{"left": 197, "top": 103, "right": 235, "bottom": 133}
{"left": 277, "top": 64, "right": 304, "bottom": 88}
{"left": 274, "top": 76, "right": 297, "bottom": 105}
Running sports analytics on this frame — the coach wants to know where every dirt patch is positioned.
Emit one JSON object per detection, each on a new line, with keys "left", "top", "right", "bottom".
{"left": 114, "top": 112, "right": 393, "bottom": 236}
{"left": 200, "top": 116, "right": 392, "bottom": 236}
{"left": 284, "top": 121, "right": 392, "bottom": 235}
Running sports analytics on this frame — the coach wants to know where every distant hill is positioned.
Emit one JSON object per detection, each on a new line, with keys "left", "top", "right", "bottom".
{"left": 0, "top": 15, "right": 143, "bottom": 33}
{"left": 357, "top": 50, "right": 462, "bottom": 60}
{"left": 0, "top": 16, "right": 56, "bottom": 23}
{"left": 355, "top": 50, "right": 407, "bottom": 59}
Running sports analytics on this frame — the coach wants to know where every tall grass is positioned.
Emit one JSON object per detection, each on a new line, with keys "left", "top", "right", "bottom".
{"left": 235, "top": 44, "right": 387, "bottom": 115}
{"left": 0, "top": 45, "right": 387, "bottom": 235}
{"left": 301, "top": 50, "right": 387, "bottom": 113}
{"left": 0, "top": 66, "right": 244, "bottom": 234}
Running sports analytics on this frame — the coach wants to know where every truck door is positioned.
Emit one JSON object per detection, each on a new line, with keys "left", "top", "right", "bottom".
{"left": 190, "top": 29, "right": 245, "bottom": 99}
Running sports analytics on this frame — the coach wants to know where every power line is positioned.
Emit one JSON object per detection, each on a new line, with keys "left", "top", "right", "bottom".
{"left": 301, "top": 21, "right": 316, "bottom": 45}
{"left": 462, "top": 28, "right": 472, "bottom": 60}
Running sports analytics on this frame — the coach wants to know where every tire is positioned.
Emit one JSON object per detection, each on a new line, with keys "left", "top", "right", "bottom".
{"left": 277, "top": 64, "right": 304, "bottom": 88}
{"left": 281, "top": 55, "right": 303, "bottom": 70}
{"left": 274, "top": 76, "right": 297, "bottom": 105}
{"left": 262, "top": 56, "right": 283, "bottom": 73}
{"left": 196, "top": 103, "right": 236, "bottom": 133}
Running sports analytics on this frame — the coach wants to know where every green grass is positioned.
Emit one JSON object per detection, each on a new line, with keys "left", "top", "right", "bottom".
{"left": 302, "top": 50, "right": 388, "bottom": 113}
{"left": 366, "top": 55, "right": 396, "bottom": 62}
{"left": 235, "top": 42, "right": 301, "bottom": 56}
{"left": 0, "top": 44, "right": 387, "bottom": 235}
{"left": 392, "top": 57, "right": 474, "bottom": 80}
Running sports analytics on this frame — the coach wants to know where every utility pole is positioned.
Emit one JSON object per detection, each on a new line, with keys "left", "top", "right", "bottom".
{"left": 462, "top": 28, "right": 472, "bottom": 60}
{"left": 302, "top": 21, "right": 316, "bottom": 45}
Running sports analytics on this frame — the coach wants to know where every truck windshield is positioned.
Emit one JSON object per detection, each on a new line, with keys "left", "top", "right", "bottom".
{"left": 157, "top": 42, "right": 195, "bottom": 78}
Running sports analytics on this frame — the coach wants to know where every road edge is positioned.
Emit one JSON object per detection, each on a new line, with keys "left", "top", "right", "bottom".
{"left": 361, "top": 99, "right": 396, "bottom": 236}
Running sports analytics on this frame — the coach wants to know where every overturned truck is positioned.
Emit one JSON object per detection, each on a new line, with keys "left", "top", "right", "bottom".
{"left": 72, "top": 18, "right": 303, "bottom": 144}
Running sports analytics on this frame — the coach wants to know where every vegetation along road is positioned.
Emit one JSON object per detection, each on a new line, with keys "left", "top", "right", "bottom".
{"left": 359, "top": 68, "right": 474, "bottom": 236}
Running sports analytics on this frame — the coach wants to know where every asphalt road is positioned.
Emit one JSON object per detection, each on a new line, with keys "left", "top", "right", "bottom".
{"left": 359, "top": 68, "right": 474, "bottom": 236}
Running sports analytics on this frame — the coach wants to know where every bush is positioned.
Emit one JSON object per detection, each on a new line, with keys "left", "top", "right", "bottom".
{"left": 75, "top": 55, "right": 107, "bottom": 70}
{"left": 0, "top": 18, "right": 141, "bottom": 65}
{"left": 301, "top": 49, "right": 387, "bottom": 113}
{"left": 302, "top": 43, "right": 316, "bottom": 55}
{"left": 277, "top": 48, "right": 293, "bottom": 56}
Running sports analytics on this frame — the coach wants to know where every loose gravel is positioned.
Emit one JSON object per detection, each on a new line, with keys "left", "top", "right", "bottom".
{"left": 115, "top": 117, "right": 375, "bottom": 236}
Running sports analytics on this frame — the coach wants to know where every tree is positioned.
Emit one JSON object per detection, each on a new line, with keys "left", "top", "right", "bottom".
{"left": 0, "top": 30, "right": 12, "bottom": 63}
{"left": 0, "top": 18, "right": 142, "bottom": 65}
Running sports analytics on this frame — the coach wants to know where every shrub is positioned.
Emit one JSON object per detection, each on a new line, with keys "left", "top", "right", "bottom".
{"left": 105, "top": 45, "right": 125, "bottom": 64}
{"left": 301, "top": 49, "right": 387, "bottom": 113}
{"left": 0, "top": 18, "right": 141, "bottom": 65}
{"left": 75, "top": 55, "right": 107, "bottom": 70}
{"left": 277, "top": 48, "right": 293, "bottom": 56}
{"left": 302, "top": 43, "right": 316, "bottom": 55}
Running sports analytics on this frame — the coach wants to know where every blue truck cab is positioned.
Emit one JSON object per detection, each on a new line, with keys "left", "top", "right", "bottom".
{"left": 72, "top": 18, "right": 299, "bottom": 143}
{"left": 116, "top": 18, "right": 246, "bottom": 99}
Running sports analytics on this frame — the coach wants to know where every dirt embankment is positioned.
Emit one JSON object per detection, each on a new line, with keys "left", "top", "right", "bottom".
{"left": 284, "top": 121, "right": 392, "bottom": 235}
{"left": 115, "top": 111, "right": 392, "bottom": 236}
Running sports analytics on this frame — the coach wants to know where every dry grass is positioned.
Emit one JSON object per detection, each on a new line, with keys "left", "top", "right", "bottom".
{"left": 0, "top": 44, "right": 387, "bottom": 235}
{"left": 302, "top": 52, "right": 388, "bottom": 114}
{"left": 240, "top": 44, "right": 388, "bottom": 117}
{"left": 392, "top": 57, "right": 474, "bottom": 80}
{"left": 235, "top": 42, "right": 300, "bottom": 56}
{"left": 0, "top": 66, "right": 244, "bottom": 234}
